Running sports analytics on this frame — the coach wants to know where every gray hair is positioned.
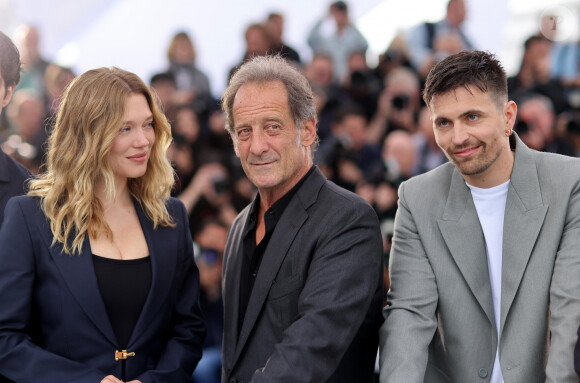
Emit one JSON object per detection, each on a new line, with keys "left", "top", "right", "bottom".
{"left": 221, "top": 55, "right": 319, "bottom": 149}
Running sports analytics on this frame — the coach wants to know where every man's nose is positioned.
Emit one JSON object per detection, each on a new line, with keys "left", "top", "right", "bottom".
{"left": 249, "top": 129, "right": 269, "bottom": 155}
{"left": 451, "top": 123, "right": 469, "bottom": 146}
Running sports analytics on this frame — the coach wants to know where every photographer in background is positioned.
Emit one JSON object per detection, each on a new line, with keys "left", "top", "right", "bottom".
{"left": 192, "top": 220, "right": 228, "bottom": 383}
{"left": 316, "top": 104, "right": 381, "bottom": 192}
{"left": 514, "top": 93, "right": 575, "bottom": 156}
{"left": 366, "top": 67, "right": 422, "bottom": 145}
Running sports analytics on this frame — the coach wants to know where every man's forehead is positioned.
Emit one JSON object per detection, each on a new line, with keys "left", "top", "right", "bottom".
{"left": 429, "top": 86, "right": 490, "bottom": 110}
{"left": 232, "top": 81, "right": 291, "bottom": 124}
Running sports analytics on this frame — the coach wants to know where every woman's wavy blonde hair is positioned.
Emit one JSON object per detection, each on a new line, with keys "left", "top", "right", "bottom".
{"left": 29, "top": 67, "right": 175, "bottom": 255}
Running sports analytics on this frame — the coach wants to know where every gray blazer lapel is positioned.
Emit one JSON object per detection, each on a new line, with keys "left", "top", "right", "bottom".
{"left": 233, "top": 167, "right": 324, "bottom": 365}
{"left": 437, "top": 170, "right": 494, "bottom": 324}
{"left": 500, "top": 137, "right": 548, "bottom": 332}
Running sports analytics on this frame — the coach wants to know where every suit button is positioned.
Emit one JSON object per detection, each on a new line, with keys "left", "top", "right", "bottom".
{"left": 478, "top": 368, "right": 488, "bottom": 378}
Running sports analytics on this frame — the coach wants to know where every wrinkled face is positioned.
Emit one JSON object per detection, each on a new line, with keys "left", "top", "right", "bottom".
{"left": 232, "top": 81, "right": 315, "bottom": 201}
{"left": 108, "top": 93, "right": 156, "bottom": 184}
{"left": 430, "top": 87, "right": 515, "bottom": 187}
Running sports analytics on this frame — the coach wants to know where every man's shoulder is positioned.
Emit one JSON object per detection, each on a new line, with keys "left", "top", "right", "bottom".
{"left": 4, "top": 194, "right": 41, "bottom": 218}
{"left": 401, "top": 162, "right": 456, "bottom": 196}
{"left": 319, "top": 178, "right": 374, "bottom": 211}
{"left": 526, "top": 148, "right": 580, "bottom": 181}
{"left": 0, "top": 148, "right": 31, "bottom": 185}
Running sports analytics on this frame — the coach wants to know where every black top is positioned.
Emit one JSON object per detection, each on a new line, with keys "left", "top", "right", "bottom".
{"left": 238, "top": 166, "right": 315, "bottom": 332}
{"left": 93, "top": 254, "right": 152, "bottom": 349}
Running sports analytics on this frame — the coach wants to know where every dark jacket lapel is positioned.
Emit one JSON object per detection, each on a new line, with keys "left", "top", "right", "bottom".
{"left": 222, "top": 209, "right": 247, "bottom": 368}
{"left": 43, "top": 225, "right": 118, "bottom": 346}
{"left": 127, "top": 200, "right": 177, "bottom": 346}
{"left": 232, "top": 167, "right": 326, "bottom": 365}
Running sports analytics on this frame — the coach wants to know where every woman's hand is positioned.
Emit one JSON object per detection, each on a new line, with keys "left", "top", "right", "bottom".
{"left": 100, "top": 376, "right": 123, "bottom": 383}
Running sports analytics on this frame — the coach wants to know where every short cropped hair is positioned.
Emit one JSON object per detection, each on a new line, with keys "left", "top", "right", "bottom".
{"left": 0, "top": 30, "right": 21, "bottom": 89}
{"left": 221, "top": 55, "right": 318, "bottom": 146}
{"left": 423, "top": 50, "right": 507, "bottom": 109}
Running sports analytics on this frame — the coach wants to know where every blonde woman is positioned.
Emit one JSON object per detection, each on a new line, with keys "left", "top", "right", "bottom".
{"left": 0, "top": 67, "right": 205, "bottom": 382}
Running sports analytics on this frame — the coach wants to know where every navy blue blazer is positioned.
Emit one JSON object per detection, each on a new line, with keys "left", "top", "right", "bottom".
{"left": 0, "top": 196, "right": 205, "bottom": 382}
{"left": 0, "top": 148, "right": 31, "bottom": 227}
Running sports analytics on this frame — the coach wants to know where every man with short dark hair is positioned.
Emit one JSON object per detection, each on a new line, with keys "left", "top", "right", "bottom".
{"left": 221, "top": 55, "right": 383, "bottom": 383}
{"left": 379, "top": 50, "right": 580, "bottom": 382}
{"left": 0, "top": 30, "right": 31, "bottom": 227}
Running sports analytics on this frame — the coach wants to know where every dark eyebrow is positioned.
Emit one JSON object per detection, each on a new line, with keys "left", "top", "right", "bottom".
{"left": 459, "top": 109, "right": 484, "bottom": 119}
{"left": 433, "top": 116, "right": 448, "bottom": 125}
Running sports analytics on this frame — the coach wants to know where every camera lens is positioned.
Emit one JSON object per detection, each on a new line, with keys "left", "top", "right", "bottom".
{"left": 392, "top": 94, "right": 409, "bottom": 111}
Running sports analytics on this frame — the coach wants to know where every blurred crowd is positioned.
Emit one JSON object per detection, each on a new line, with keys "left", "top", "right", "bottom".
{"left": 2, "top": 1, "right": 579, "bottom": 381}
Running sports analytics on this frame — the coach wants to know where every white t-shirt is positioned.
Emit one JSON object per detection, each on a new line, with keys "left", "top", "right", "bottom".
{"left": 467, "top": 179, "right": 510, "bottom": 383}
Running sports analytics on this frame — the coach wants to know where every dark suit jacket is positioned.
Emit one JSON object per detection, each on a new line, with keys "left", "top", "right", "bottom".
{"left": 0, "top": 196, "right": 205, "bottom": 383}
{"left": 0, "top": 148, "right": 31, "bottom": 227}
{"left": 221, "top": 167, "right": 383, "bottom": 383}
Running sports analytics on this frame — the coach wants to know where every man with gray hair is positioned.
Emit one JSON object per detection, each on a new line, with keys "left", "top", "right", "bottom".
{"left": 220, "top": 55, "right": 383, "bottom": 383}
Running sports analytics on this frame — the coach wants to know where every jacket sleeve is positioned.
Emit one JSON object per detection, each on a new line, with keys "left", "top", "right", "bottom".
{"left": 546, "top": 179, "right": 580, "bottom": 382}
{"left": 136, "top": 199, "right": 206, "bottom": 383}
{"left": 0, "top": 198, "right": 107, "bottom": 382}
{"left": 250, "top": 200, "right": 383, "bottom": 383}
{"left": 379, "top": 182, "right": 438, "bottom": 383}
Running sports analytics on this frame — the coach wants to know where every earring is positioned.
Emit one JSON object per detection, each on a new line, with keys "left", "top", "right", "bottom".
{"left": 505, "top": 129, "right": 512, "bottom": 137}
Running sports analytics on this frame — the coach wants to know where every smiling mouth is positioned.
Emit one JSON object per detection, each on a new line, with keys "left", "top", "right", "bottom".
{"left": 128, "top": 152, "right": 147, "bottom": 160}
{"left": 251, "top": 160, "right": 275, "bottom": 166}
{"left": 454, "top": 146, "right": 480, "bottom": 158}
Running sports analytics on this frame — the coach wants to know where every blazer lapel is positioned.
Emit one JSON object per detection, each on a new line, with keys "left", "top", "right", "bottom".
{"left": 500, "top": 137, "right": 548, "bottom": 332}
{"left": 437, "top": 169, "right": 495, "bottom": 324}
{"left": 232, "top": 168, "right": 324, "bottom": 365}
{"left": 222, "top": 210, "right": 246, "bottom": 368}
{"left": 44, "top": 228, "right": 117, "bottom": 346}
{"left": 127, "top": 200, "right": 177, "bottom": 346}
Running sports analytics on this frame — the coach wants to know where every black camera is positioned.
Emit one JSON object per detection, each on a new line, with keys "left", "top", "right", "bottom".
{"left": 392, "top": 94, "right": 409, "bottom": 111}
{"left": 514, "top": 120, "right": 529, "bottom": 134}
{"left": 213, "top": 176, "right": 230, "bottom": 195}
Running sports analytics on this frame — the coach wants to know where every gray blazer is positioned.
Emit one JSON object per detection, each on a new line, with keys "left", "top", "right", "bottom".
{"left": 222, "top": 167, "right": 383, "bottom": 383}
{"left": 380, "top": 135, "right": 580, "bottom": 382}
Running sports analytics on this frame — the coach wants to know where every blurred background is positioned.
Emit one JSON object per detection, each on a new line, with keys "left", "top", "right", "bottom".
{"left": 1, "top": 0, "right": 578, "bottom": 96}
